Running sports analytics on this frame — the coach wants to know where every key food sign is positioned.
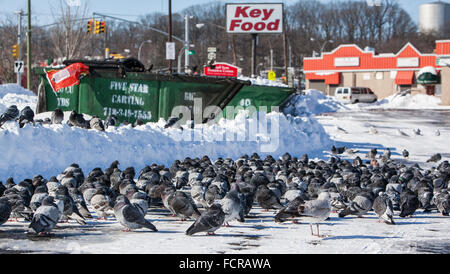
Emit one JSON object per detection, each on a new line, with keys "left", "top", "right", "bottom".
{"left": 226, "top": 3, "right": 283, "bottom": 34}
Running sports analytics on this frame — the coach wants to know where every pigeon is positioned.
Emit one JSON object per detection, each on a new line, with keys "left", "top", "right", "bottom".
{"left": 105, "top": 114, "right": 118, "bottom": 128}
{"left": 217, "top": 184, "right": 245, "bottom": 225}
{"left": 426, "top": 153, "right": 441, "bottom": 163}
{"left": 69, "top": 110, "right": 89, "bottom": 128}
{"left": 89, "top": 116, "right": 105, "bottom": 131}
{"left": 274, "top": 196, "right": 304, "bottom": 223}
{"left": 53, "top": 185, "right": 86, "bottom": 225}
{"left": 331, "top": 145, "right": 346, "bottom": 155}
{"left": 0, "top": 197, "right": 12, "bottom": 227}
{"left": 433, "top": 190, "right": 450, "bottom": 216}
{"left": 18, "top": 106, "right": 34, "bottom": 128}
{"left": 402, "top": 149, "right": 409, "bottom": 158}
{"left": 255, "top": 184, "right": 283, "bottom": 210}
{"left": 435, "top": 129, "right": 440, "bottom": 136}
{"left": 113, "top": 195, "right": 157, "bottom": 232}
{"left": 90, "top": 188, "right": 114, "bottom": 220}
{"left": 30, "top": 186, "right": 49, "bottom": 212}
{"left": 204, "top": 184, "right": 226, "bottom": 207}
{"left": 339, "top": 191, "right": 374, "bottom": 218}
{"left": 367, "top": 148, "right": 378, "bottom": 159}
{"left": 51, "top": 108, "right": 64, "bottom": 124}
{"left": 133, "top": 118, "right": 144, "bottom": 127}
{"left": 297, "top": 192, "right": 331, "bottom": 237}
{"left": 164, "top": 190, "right": 201, "bottom": 221}
{"left": 28, "top": 196, "right": 61, "bottom": 235}
{"left": 164, "top": 116, "right": 180, "bottom": 129}
{"left": 382, "top": 148, "right": 391, "bottom": 159}
{"left": 0, "top": 105, "right": 19, "bottom": 127}
{"left": 130, "top": 191, "right": 149, "bottom": 216}
{"left": 345, "top": 148, "right": 359, "bottom": 155}
{"left": 68, "top": 187, "right": 92, "bottom": 219}
{"left": 413, "top": 128, "right": 421, "bottom": 136}
{"left": 373, "top": 192, "right": 395, "bottom": 225}
{"left": 399, "top": 189, "right": 420, "bottom": 218}
{"left": 186, "top": 203, "right": 225, "bottom": 236}
{"left": 190, "top": 183, "right": 208, "bottom": 208}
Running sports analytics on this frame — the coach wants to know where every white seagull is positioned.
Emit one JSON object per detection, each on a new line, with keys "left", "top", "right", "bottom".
{"left": 297, "top": 192, "right": 331, "bottom": 237}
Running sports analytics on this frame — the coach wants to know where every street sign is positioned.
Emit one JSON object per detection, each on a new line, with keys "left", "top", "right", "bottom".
{"left": 204, "top": 62, "right": 240, "bottom": 77}
{"left": 14, "top": 61, "right": 24, "bottom": 73}
{"left": 268, "top": 70, "right": 276, "bottom": 81}
{"left": 166, "top": 42, "right": 176, "bottom": 60}
{"left": 207, "top": 47, "right": 217, "bottom": 53}
{"left": 207, "top": 52, "right": 216, "bottom": 62}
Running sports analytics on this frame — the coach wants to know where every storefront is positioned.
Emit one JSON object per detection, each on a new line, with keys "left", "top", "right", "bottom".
{"left": 303, "top": 40, "right": 450, "bottom": 103}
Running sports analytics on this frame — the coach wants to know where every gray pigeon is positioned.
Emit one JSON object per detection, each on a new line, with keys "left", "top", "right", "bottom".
{"left": 18, "top": 106, "right": 34, "bottom": 128}
{"left": 426, "top": 153, "right": 441, "bottom": 163}
{"left": 68, "top": 110, "right": 89, "bottom": 128}
{"left": 274, "top": 196, "right": 304, "bottom": 223}
{"left": 186, "top": 203, "right": 225, "bottom": 236}
{"left": 339, "top": 191, "right": 374, "bottom": 218}
{"left": 89, "top": 116, "right": 105, "bottom": 131}
{"left": 113, "top": 195, "right": 157, "bottom": 232}
{"left": 30, "top": 186, "right": 49, "bottom": 212}
{"left": 89, "top": 188, "right": 114, "bottom": 220}
{"left": 51, "top": 108, "right": 64, "bottom": 124}
{"left": 402, "top": 149, "right": 409, "bottom": 158}
{"left": 0, "top": 197, "right": 12, "bottom": 226}
{"left": 399, "top": 189, "right": 420, "bottom": 218}
{"left": 434, "top": 190, "right": 450, "bottom": 216}
{"left": 130, "top": 191, "right": 149, "bottom": 216}
{"left": 331, "top": 145, "right": 346, "bottom": 155}
{"left": 105, "top": 114, "right": 118, "bottom": 129}
{"left": 0, "top": 105, "right": 19, "bottom": 127}
{"left": 53, "top": 185, "right": 86, "bottom": 225}
{"left": 217, "top": 184, "right": 245, "bottom": 225}
{"left": 28, "top": 196, "right": 61, "bottom": 235}
{"left": 68, "top": 187, "right": 92, "bottom": 219}
{"left": 204, "top": 184, "right": 226, "bottom": 207}
{"left": 255, "top": 184, "right": 283, "bottom": 210}
{"left": 164, "top": 190, "right": 201, "bottom": 221}
{"left": 373, "top": 192, "right": 395, "bottom": 225}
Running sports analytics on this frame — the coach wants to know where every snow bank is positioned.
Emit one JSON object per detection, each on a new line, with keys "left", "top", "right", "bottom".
{"left": 238, "top": 76, "right": 288, "bottom": 87}
{"left": 283, "top": 89, "right": 348, "bottom": 116}
{"left": 0, "top": 111, "right": 330, "bottom": 181}
{"left": 0, "top": 84, "right": 37, "bottom": 113}
{"left": 347, "top": 92, "right": 450, "bottom": 110}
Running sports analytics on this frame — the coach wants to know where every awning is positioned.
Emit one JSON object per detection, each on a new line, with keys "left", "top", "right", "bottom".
{"left": 417, "top": 66, "right": 440, "bottom": 85}
{"left": 305, "top": 72, "right": 340, "bottom": 85}
{"left": 395, "top": 71, "right": 414, "bottom": 85}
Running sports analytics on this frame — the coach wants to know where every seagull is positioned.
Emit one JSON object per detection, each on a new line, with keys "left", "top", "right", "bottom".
{"left": 296, "top": 192, "right": 331, "bottom": 238}
{"left": 435, "top": 129, "right": 440, "bottom": 136}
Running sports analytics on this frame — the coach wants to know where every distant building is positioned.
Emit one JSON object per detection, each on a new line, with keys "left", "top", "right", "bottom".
{"left": 302, "top": 40, "right": 450, "bottom": 105}
{"left": 419, "top": 1, "right": 450, "bottom": 33}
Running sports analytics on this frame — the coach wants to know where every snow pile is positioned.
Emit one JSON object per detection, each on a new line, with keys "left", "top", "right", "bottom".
{"left": 0, "top": 84, "right": 37, "bottom": 113}
{"left": 238, "top": 76, "right": 288, "bottom": 87}
{"left": 0, "top": 110, "right": 331, "bottom": 181}
{"left": 347, "top": 92, "right": 449, "bottom": 110}
{"left": 283, "top": 89, "right": 348, "bottom": 116}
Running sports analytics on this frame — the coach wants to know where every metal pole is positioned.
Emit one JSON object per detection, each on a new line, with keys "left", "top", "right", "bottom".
{"left": 168, "top": 0, "right": 172, "bottom": 74}
{"left": 184, "top": 14, "right": 189, "bottom": 73}
{"left": 26, "top": 0, "right": 31, "bottom": 90}
{"left": 16, "top": 10, "right": 23, "bottom": 86}
{"left": 251, "top": 33, "right": 257, "bottom": 77}
{"left": 270, "top": 48, "right": 273, "bottom": 71}
{"left": 177, "top": 47, "right": 185, "bottom": 73}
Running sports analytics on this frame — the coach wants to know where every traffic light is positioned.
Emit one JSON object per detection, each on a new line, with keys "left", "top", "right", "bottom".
{"left": 94, "top": 20, "right": 100, "bottom": 34}
{"left": 99, "top": 21, "right": 106, "bottom": 33}
{"left": 12, "top": 44, "right": 19, "bottom": 58}
{"left": 87, "top": 20, "right": 93, "bottom": 34}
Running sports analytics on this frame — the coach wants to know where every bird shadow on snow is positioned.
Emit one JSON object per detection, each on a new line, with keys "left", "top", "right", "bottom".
{"left": 323, "top": 235, "right": 401, "bottom": 241}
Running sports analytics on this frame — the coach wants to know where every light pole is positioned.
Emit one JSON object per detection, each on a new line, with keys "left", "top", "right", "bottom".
{"left": 310, "top": 38, "right": 334, "bottom": 54}
{"left": 138, "top": 40, "right": 152, "bottom": 62}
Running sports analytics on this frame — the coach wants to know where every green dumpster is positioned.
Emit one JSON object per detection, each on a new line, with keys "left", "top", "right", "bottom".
{"left": 223, "top": 84, "right": 295, "bottom": 118}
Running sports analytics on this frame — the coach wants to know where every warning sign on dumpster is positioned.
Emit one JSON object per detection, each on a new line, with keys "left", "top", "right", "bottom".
{"left": 204, "top": 62, "right": 240, "bottom": 77}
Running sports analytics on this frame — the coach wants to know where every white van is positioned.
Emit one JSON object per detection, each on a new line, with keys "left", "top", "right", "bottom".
{"left": 335, "top": 87, "right": 378, "bottom": 104}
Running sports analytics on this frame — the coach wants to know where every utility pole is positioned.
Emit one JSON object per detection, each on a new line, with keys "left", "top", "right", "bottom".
{"left": 168, "top": 0, "right": 172, "bottom": 74}
{"left": 26, "top": 0, "right": 31, "bottom": 90}
{"left": 184, "top": 14, "right": 190, "bottom": 73}
{"left": 16, "top": 10, "right": 24, "bottom": 86}
{"left": 251, "top": 33, "right": 257, "bottom": 77}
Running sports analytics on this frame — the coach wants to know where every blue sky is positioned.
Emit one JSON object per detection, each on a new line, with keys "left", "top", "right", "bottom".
{"left": 0, "top": 0, "right": 433, "bottom": 25}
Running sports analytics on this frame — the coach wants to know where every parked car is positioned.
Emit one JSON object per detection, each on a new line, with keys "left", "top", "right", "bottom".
{"left": 335, "top": 87, "right": 378, "bottom": 104}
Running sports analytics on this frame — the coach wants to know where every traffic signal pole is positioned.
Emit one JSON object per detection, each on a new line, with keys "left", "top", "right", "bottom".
{"left": 184, "top": 14, "right": 189, "bottom": 73}
{"left": 16, "top": 10, "right": 23, "bottom": 86}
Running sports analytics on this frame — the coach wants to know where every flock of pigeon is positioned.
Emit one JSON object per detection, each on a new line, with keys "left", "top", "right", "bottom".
{"left": 0, "top": 147, "right": 449, "bottom": 238}
{"left": 0, "top": 104, "right": 146, "bottom": 130}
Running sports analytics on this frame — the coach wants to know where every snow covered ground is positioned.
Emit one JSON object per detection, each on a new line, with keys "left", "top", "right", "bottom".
{"left": 0, "top": 84, "right": 449, "bottom": 254}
